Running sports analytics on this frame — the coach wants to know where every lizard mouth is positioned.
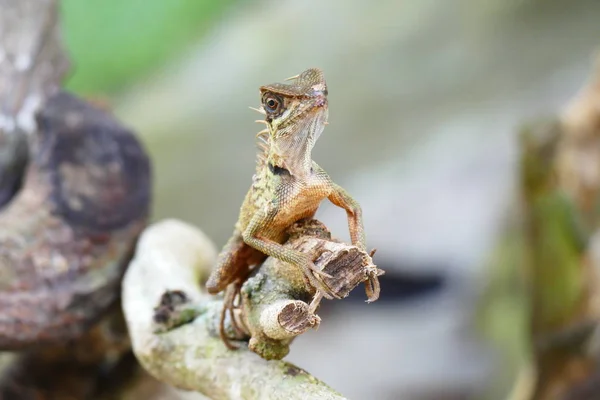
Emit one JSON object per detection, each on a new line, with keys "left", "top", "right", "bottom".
{"left": 313, "top": 93, "right": 327, "bottom": 108}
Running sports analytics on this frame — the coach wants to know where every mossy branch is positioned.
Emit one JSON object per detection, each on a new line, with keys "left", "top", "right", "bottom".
{"left": 122, "top": 219, "right": 357, "bottom": 400}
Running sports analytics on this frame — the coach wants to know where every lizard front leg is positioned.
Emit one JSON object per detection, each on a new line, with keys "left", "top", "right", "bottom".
{"left": 328, "top": 182, "right": 366, "bottom": 251}
{"left": 242, "top": 207, "right": 341, "bottom": 300}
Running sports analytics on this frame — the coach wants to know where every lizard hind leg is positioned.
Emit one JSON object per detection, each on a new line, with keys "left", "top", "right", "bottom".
{"left": 208, "top": 231, "right": 264, "bottom": 349}
{"left": 206, "top": 230, "right": 260, "bottom": 295}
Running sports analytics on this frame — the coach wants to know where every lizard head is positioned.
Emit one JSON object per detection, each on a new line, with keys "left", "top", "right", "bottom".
{"left": 257, "top": 68, "right": 329, "bottom": 177}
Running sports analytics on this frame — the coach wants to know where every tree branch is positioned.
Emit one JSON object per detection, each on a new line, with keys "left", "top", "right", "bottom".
{"left": 122, "top": 219, "right": 350, "bottom": 400}
{"left": 0, "top": 0, "right": 69, "bottom": 206}
{"left": 0, "top": 0, "right": 69, "bottom": 132}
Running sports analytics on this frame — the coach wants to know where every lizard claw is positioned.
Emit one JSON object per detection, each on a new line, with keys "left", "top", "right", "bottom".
{"left": 299, "top": 261, "right": 341, "bottom": 300}
{"left": 306, "top": 262, "right": 333, "bottom": 279}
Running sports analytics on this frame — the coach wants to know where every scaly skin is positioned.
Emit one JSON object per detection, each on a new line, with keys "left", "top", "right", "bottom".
{"left": 205, "top": 68, "right": 366, "bottom": 348}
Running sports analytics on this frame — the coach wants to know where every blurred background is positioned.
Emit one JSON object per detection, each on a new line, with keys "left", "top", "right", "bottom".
{"left": 58, "top": 0, "right": 600, "bottom": 398}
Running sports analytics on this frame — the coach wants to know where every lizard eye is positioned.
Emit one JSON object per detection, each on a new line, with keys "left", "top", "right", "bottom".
{"left": 262, "top": 93, "right": 283, "bottom": 114}
{"left": 266, "top": 98, "right": 278, "bottom": 109}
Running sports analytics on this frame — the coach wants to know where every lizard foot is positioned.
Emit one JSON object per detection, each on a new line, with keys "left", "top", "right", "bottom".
{"left": 305, "top": 262, "right": 333, "bottom": 279}
{"left": 299, "top": 261, "right": 341, "bottom": 301}
{"left": 219, "top": 282, "right": 247, "bottom": 350}
{"left": 308, "top": 291, "right": 325, "bottom": 314}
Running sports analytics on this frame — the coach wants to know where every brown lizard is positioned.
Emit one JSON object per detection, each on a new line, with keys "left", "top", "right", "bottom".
{"left": 205, "top": 68, "right": 366, "bottom": 348}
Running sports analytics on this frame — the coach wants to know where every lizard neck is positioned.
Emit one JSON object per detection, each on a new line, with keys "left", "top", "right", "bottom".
{"left": 268, "top": 145, "right": 313, "bottom": 179}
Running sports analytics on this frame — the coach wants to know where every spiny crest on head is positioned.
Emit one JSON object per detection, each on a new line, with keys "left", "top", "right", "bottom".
{"left": 260, "top": 68, "right": 327, "bottom": 97}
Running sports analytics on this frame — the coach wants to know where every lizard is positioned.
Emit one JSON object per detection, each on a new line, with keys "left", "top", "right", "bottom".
{"left": 205, "top": 68, "right": 367, "bottom": 348}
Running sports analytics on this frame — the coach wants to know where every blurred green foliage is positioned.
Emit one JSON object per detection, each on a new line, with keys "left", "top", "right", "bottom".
{"left": 60, "top": 0, "right": 237, "bottom": 95}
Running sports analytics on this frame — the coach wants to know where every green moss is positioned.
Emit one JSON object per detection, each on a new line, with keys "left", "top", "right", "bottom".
{"left": 249, "top": 336, "right": 290, "bottom": 360}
